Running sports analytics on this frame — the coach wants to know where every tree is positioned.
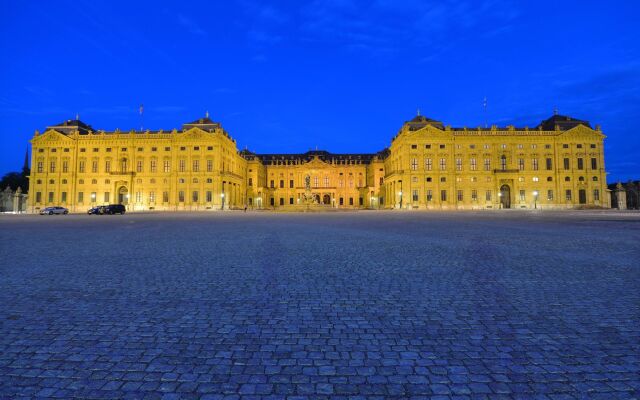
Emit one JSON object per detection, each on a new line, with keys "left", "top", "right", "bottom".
{"left": 0, "top": 171, "right": 29, "bottom": 192}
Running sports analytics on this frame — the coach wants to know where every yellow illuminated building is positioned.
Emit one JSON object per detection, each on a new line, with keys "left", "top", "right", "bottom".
{"left": 28, "top": 112, "right": 609, "bottom": 212}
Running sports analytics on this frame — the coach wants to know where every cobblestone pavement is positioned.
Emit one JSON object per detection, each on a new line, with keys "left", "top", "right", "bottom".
{"left": 1, "top": 211, "right": 639, "bottom": 400}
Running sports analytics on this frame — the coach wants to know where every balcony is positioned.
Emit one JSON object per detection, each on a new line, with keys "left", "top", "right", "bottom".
{"left": 493, "top": 169, "right": 519, "bottom": 173}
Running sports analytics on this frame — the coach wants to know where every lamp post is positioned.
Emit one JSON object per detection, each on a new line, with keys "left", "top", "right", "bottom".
{"left": 398, "top": 179, "right": 403, "bottom": 209}
{"left": 498, "top": 191, "right": 502, "bottom": 209}
{"left": 533, "top": 190, "right": 539, "bottom": 209}
{"left": 221, "top": 192, "right": 225, "bottom": 210}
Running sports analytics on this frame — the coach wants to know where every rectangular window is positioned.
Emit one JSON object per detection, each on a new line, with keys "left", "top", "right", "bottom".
{"left": 471, "top": 190, "right": 477, "bottom": 201}
{"left": 61, "top": 192, "right": 67, "bottom": 203}
{"left": 279, "top": 197, "right": 284, "bottom": 206}
{"left": 411, "top": 158, "right": 418, "bottom": 171}
{"left": 50, "top": 161, "right": 56, "bottom": 173}
{"left": 48, "top": 192, "right": 54, "bottom": 203}
{"left": 426, "top": 190, "right": 433, "bottom": 202}
{"left": 412, "top": 189, "right": 418, "bottom": 202}
{"left": 456, "top": 158, "right": 462, "bottom": 171}
{"left": 248, "top": 178, "right": 253, "bottom": 186}
{"left": 104, "top": 192, "right": 110, "bottom": 203}
{"left": 149, "top": 192, "right": 155, "bottom": 203}
{"left": 425, "top": 158, "right": 432, "bottom": 171}
{"left": 563, "top": 158, "right": 570, "bottom": 170}
{"left": 349, "top": 197, "right": 354, "bottom": 205}
{"left": 279, "top": 180, "right": 284, "bottom": 188}
{"left": 178, "top": 191, "right": 185, "bottom": 202}
{"left": 518, "top": 158, "right": 525, "bottom": 171}
{"left": 440, "top": 190, "right": 447, "bottom": 202}
{"left": 78, "top": 192, "right": 84, "bottom": 203}
{"left": 532, "top": 158, "right": 539, "bottom": 171}
{"left": 470, "top": 158, "right": 477, "bottom": 171}
{"left": 439, "top": 158, "right": 446, "bottom": 170}
{"left": 92, "top": 161, "right": 98, "bottom": 173}
{"left": 36, "top": 192, "right": 42, "bottom": 202}
{"left": 485, "top": 190, "right": 492, "bottom": 201}
{"left": 457, "top": 190, "right": 463, "bottom": 201}
{"left": 179, "top": 160, "right": 185, "bottom": 172}
{"left": 37, "top": 161, "right": 43, "bottom": 173}
{"left": 79, "top": 161, "right": 86, "bottom": 173}
{"left": 500, "top": 157, "right": 507, "bottom": 170}
{"left": 207, "top": 159, "right": 213, "bottom": 172}
{"left": 105, "top": 160, "right": 111, "bottom": 173}
{"left": 547, "top": 190, "right": 554, "bottom": 201}
{"left": 270, "top": 180, "right": 274, "bottom": 188}
{"left": 594, "top": 189, "right": 600, "bottom": 201}
{"left": 137, "top": 160, "right": 143, "bottom": 173}
{"left": 163, "top": 191, "right": 169, "bottom": 203}
{"left": 290, "top": 179, "right": 294, "bottom": 188}
{"left": 136, "top": 192, "right": 142, "bottom": 203}
{"left": 90, "top": 192, "right": 96, "bottom": 202}
{"left": 484, "top": 158, "right": 491, "bottom": 171}
{"left": 150, "top": 160, "right": 157, "bottom": 173}
{"left": 193, "top": 160, "right": 199, "bottom": 172}
{"left": 565, "top": 190, "right": 572, "bottom": 201}
{"left": 591, "top": 158, "right": 597, "bottom": 170}
{"left": 192, "top": 191, "right": 198, "bottom": 202}
{"left": 62, "top": 160, "right": 68, "bottom": 173}
{"left": 519, "top": 190, "right": 525, "bottom": 201}
{"left": 206, "top": 191, "right": 212, "bottom": 202}
{"left": 546, "top": 158, "right": 552, "bottom": 170}
{"left": 290, "top": 197, "right": 294, "bottom": 205}
{"left": 577, "top": 158, "right": 584, "bottom": 170}
{"left": 164, "top": 160, "right": 170, "bottom": 173}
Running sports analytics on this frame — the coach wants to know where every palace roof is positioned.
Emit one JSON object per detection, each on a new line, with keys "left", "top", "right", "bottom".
{"left": 241, "top": 149, "right": 387, "bottom": 164}
{"left": 536, "top": 114, "right": 592, "bottom": 130}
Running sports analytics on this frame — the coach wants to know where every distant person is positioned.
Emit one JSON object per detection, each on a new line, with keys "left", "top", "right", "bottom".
{"left": 244, "top": 205, "right": 247, "bottom": 213}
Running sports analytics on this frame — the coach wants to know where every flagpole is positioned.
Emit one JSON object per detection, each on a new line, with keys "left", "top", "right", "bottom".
{"left": 483, "top": 97, "right": 487, "bottom": 128}
{"left": 139, "top": 104, "right": 144, "bottom": 131}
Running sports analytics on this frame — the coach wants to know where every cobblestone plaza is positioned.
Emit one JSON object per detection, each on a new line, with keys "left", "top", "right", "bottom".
{"left": 1, "top": 211, "right": 639, "bottom": 399}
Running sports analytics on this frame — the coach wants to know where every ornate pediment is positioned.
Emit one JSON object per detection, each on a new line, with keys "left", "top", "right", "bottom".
{"left": 32, "top": 129, "right": 75, "bottom": 144}
{"left": 559, "top": 124, "right": 605, "bottom": 139}
{"left": 303, "top": 156, "right": 332, "bottom": 168}
{"left": 178, "top": 127, "right": 216, "bottom": 141}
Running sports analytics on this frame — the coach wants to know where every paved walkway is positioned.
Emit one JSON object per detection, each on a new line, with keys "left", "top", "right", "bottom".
{"left": 1, "top": 211, "right": 639, "bottom": 399}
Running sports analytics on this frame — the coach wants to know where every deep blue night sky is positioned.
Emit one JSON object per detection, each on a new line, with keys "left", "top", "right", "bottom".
{"left": 1, "top": 1, "right": 638, "bottom": 182}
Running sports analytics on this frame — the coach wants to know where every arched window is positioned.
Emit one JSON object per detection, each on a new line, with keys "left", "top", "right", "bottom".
{"left": 565, "top": 176, "right": 571, "bottom": 182}
{"left": 592, "top": 176, "right": 598, "bottom": 181}
{"left": 579, "top": 176, "right": 585, "bottom": 182}
{"left": 547, "top": 177, "right": 553, "bottom": 182}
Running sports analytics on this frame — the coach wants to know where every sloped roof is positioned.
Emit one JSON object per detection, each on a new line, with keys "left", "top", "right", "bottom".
{"left": 404, "top": 115, "right": 444, "bottom": 131}
{"left": 537, "top": 114, "right": 591, "bottom": 130}
{"left": 47, "top": 119, "right": 94, "bottom": 134}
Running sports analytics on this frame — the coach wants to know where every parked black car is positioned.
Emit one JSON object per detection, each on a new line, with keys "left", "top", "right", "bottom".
{"left": 104, "top": 204, "right": 126, "bottom": 214}
{"left": 87, "top": 206, "right": 106, "bottom": 215}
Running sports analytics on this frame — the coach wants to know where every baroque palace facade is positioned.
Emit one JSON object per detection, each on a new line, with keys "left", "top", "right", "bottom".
{"left": 28, "top": 112, "right": 609, "bottom": 212}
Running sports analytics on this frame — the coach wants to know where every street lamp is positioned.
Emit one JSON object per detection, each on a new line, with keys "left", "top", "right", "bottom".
{"left": 498, "top": 192, "right": 502, "bottom": 209}
{"left": 398, "top": 179, "right": 403, "bottom": 209}
{"left": 533, "top": 190, "right": 539, "bottom": 209}
{"left": 221, "top": 192, "right": 225, "bottom": 210}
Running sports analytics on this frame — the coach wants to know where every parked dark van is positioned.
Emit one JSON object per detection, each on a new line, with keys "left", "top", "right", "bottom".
{"left": 104, "top": 204, "right": 126, "bottom": 215}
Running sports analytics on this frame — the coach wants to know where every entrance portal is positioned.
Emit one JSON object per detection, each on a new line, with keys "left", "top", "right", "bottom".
{"left": 118, "top": 186, "right": 129, "bottom": 205}
{"left": 579, "top": 189, "right": 587, "bottom": 204}
{"left": 323, "top": 194, "right": 331, "bottom": 205}
{"left": 499, "top": 185, "right": 511, "bottom": 209}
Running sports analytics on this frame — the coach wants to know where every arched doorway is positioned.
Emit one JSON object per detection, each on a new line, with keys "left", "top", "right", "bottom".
{"left": 499, "top": 185, "right": 511, "bottom": 209}
{"left": 313, "top": 193, "right": 320, "bottom": 204}
{"left": 323, "top": 194, "right": 331, "bottom": 205}
{"left": 118, "top": 186, "right": 128, "bottom": 205}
